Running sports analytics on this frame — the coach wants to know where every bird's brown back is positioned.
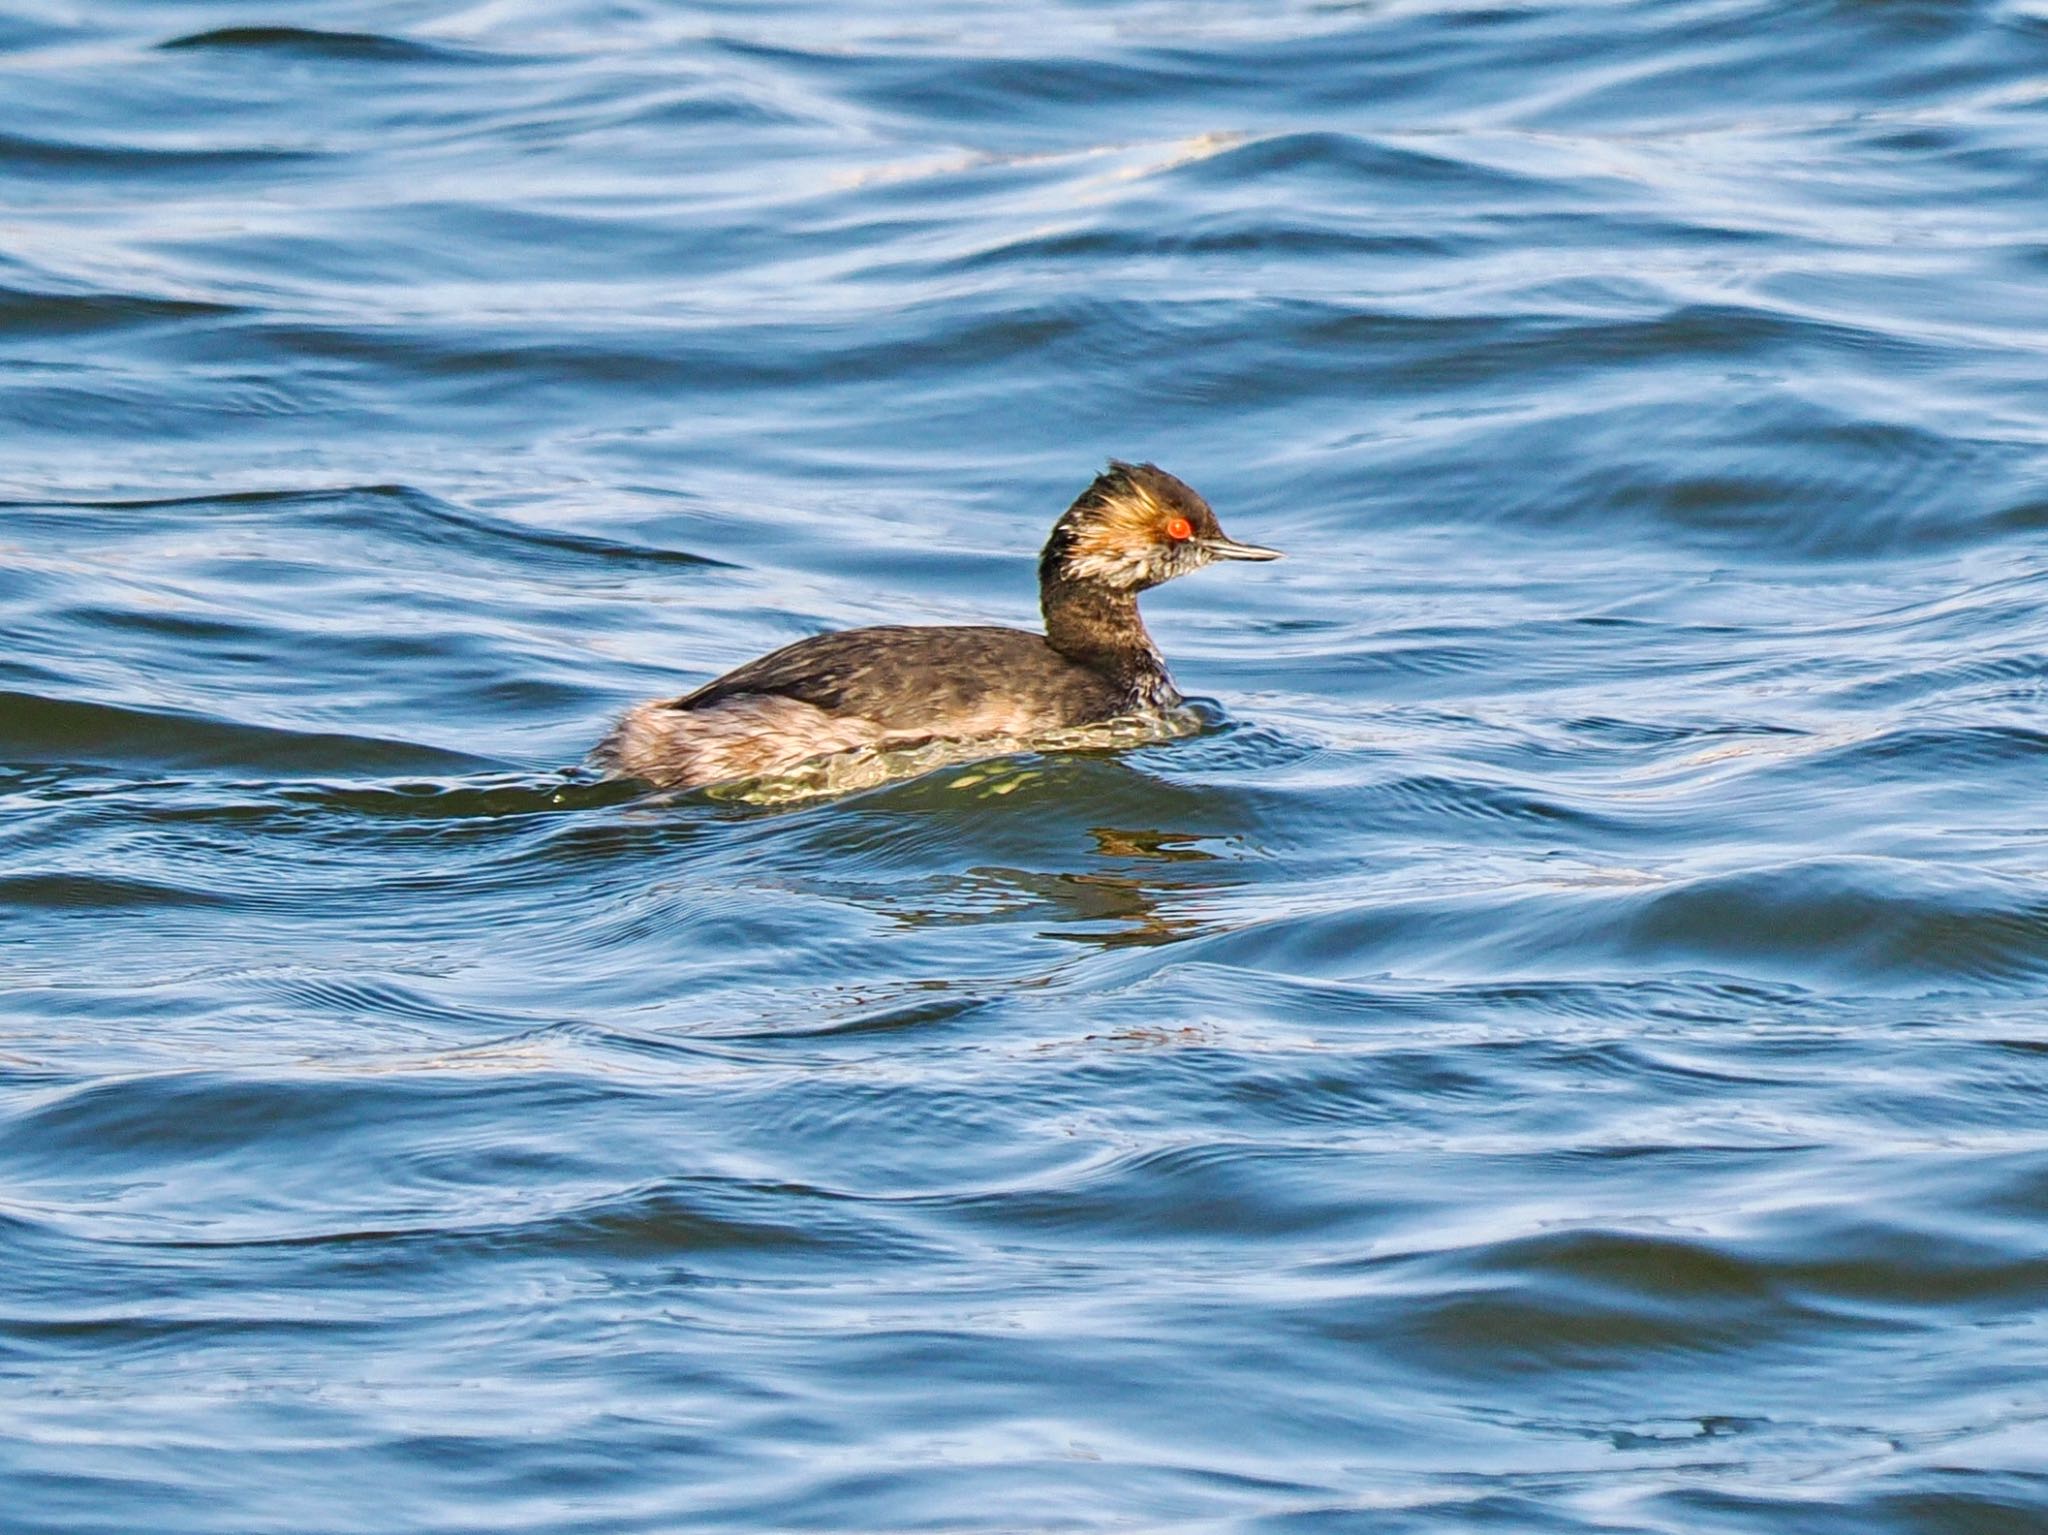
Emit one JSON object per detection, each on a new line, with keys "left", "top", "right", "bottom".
{"left": 668, "top": 624, "right": 1137, "bottom": 736}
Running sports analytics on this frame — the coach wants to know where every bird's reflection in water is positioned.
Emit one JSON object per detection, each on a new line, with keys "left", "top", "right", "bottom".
{"left": 859, "top": 823, "right": 1238, "bottom": 951}
{"left": 1035, "top": 826, "right": 1231, "bottom": 949}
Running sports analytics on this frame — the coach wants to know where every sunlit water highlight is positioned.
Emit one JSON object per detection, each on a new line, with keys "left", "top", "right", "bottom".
{"left": 5, "top": 2, "right": 2048, "bottom": 1532}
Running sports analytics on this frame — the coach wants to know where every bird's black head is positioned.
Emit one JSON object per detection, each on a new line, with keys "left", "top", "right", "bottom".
{"left": 1039, "top": 460, "right": 1280, "bottom": 594}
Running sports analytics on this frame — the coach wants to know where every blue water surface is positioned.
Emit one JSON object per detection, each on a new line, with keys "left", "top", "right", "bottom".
{"left": 5, "top": 2, "right": 2048, "bottom": 1531}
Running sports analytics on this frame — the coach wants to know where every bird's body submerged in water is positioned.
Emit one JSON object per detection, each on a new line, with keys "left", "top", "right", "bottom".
{"left": 597, "top": 461, "right": 1280, "bottom": 791}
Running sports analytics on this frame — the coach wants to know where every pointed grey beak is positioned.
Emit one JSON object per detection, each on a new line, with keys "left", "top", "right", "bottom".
{"left": 1203, "top": 535, "right": 1282, "bottom": 562}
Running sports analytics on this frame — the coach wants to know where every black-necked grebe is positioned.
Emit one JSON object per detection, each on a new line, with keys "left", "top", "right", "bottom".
{"left": 597, "top": 460, "right": 1280, "bottom": 791}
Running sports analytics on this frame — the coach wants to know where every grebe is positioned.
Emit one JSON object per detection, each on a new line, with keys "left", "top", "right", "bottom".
{"left": 597, "top": 461, "right": 1279, "bottom": 791}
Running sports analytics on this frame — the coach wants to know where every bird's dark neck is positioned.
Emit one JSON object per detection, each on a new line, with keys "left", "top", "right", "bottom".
{"left": 1040, "top": 572, "right": 1175, "bottom": 705}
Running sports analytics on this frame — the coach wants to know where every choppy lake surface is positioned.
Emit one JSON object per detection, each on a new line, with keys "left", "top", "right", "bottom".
{"left": 7, "top": 2, "right": 2048, "bottom": 1530}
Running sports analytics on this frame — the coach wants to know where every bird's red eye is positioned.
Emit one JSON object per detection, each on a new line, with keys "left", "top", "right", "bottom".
{"left": 1165, "top": 516, "right": 1193, "bottom": 541}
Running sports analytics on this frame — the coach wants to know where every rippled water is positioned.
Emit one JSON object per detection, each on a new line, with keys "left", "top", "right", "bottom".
{"left": 7, "top": 2, "right": 2048, "bottom": 1530}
